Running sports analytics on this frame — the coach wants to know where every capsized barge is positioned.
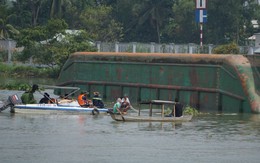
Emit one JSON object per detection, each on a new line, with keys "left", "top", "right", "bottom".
{"left": 57, "top": 52, "right": 260, "bottom": 113}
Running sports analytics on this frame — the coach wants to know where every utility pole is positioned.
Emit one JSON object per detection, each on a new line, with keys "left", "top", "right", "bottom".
{"left": 195, "top": 0, "right": 207, "bottom": 49}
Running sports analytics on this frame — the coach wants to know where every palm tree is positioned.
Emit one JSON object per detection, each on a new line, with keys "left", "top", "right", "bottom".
{"left": 0, "top": 17, "right": 19, "bottom": 40}
{"left": 129, "top": 0, "right": 173, "bottom": 43}
{"left": 51, "top": 0, "right": 81, "bottom": 19}
{"left": 50, "top": 0, "right": 68, "bottom": 19}
{"left": 0, "top": 16, "right": 19, "bottom": 63}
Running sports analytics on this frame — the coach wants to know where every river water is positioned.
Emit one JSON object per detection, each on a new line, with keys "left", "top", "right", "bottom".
{"left": 1, "top": 90, "right": 260, "bottom": 163}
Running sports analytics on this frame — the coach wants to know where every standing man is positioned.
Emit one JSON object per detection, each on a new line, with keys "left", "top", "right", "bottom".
{"left": 174, "top": 98, "right": 183, "bottom": 117}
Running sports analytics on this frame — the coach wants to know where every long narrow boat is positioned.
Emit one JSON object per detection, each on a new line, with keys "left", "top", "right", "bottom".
{"left": 109, "top": 112, "right": 192, "bottom": 122}
{"left": 108, "top": 100, "right": 193, "bottom": 122}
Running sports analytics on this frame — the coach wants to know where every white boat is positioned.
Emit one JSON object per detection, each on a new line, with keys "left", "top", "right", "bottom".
{"left": 0, "top": 85, "right": 109, "bottom": 115}
{"left": 13, "top": 103, "right": 108, "bottom": 115}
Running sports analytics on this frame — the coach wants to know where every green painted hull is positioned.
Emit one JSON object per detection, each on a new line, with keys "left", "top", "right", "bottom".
{"left": 57, "top": 52, "right": 260, "bottom": 113}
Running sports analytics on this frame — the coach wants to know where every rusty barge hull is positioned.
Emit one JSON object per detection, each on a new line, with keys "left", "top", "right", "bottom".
{"left": 57, "top": 52, "right": 260, "bottom": 113}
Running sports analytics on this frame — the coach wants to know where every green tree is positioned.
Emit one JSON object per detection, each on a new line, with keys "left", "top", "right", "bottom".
{"left": 0, "top": 1, "right": 19, "bottom": 40}
{"left": 127, "top": 0, "right": 174, "bottom": 43}
{"left": 0, "top": 16, "right": 19, "bottom": 40}
{"left": 79, "top": 5, "right": 123, "bottom": 42}
{"left": 50, "top": 0, "right": 64, "bottom": 18}
{"left": 242, "top": 0, "right": 260, "bottom": 36}
{"left": 8, "top": 0, "right": 33, "bottom": 28}
{"left": 206, "top": 0, "right": 259, "bottom": 45}
{"left": 45, "top": 18, "right": 68, "bottom": 39}
{"left": 15, "top": 19, "right": 95, "bottom": 73}
{"left": 166, "top": 0, "right": 197, "bottom": 43}
{"left": 10, "top": 0, "right": 50, "bottom": 27}
{"left": 15, "top": 19, "right": 67, "bottom": 60}
{"left": 0, "top": 0, "right": 8, "bottom": 17}
{"left": 3, "top": 0, "right": 260, "bottom": 50}
{"left": 14, "top": 26, "right": 45, "bottom": 60}
{"left": 62, "top": 0, "right": 92, "bottom": 28}
{"left": 33, "top": 30, "right": 96, "bottom": 71}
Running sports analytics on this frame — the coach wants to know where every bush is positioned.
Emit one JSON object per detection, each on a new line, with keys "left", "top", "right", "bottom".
{"left": 0, "top": 51, "right": 8, "bottom": 62}
{"left": 183, "top": 105, "right": 199, "bottom": 116}
{"left": 0, "top": 62, "right": 10, "bottom": 72}
{"left": 212, "top": 42, "right": 240, "bottom": 54}
{"left": 0, "top": 83, "right": 29, "bottom": 90}
{"left": 0, "top": 62, "right": 59, "bottom": 78}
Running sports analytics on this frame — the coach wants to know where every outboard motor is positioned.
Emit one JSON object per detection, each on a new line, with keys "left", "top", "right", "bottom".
{"left": 0, "top": 94, "right": 22, "bottom": 112}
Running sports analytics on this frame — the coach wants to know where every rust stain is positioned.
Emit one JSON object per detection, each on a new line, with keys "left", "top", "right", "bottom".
{"left": 190, "top": 68, "right": 198, "bottom": 86}
{"left": 159, "top": 66, "right": 164, "bottom": 73}
{"left": 116, "top": 68, "right": 122, "bottom": 80}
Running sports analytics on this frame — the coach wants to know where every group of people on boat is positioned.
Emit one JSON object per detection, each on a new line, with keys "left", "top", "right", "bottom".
{"left": 21, "top": 84, "right": 105, "bottom": 108}
{"left": 111, "top": 96, "right": 183, "bottom": 117}
{"left": 77, "top": 91, "right": 104, "bottom": 108}
{"left": 112, "top": 95, "right": 131, "bottom": 114}
{"left": 21, "top": 84, "right": 56, "bottom": 105}
{"left": 20, "top": 85, "right": 183, "bottom": 117}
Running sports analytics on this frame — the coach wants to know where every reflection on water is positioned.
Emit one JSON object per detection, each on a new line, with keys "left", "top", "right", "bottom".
{"left": 1, "top": 88, "right": 260, "bottom": 163}
{"left": 250, "top": 114, "right": 260, "bottom": 122}
{"left": 0, "top": 112, "right": 260, "bottom": 163}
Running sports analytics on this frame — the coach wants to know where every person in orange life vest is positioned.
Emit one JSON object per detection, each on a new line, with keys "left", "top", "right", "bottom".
{"left": 78, "top": 91, "right": 90, "bottom": 107}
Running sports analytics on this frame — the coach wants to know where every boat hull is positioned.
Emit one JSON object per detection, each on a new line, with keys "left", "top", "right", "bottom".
{"left": 109, "top": 113, "right": 192, "bottom": 122}
{"left": 13, "top": 104, "right": 109, "bottom": 115}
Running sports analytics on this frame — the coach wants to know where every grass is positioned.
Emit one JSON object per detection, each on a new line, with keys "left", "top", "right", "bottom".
{"left": 0, "top": 62, "right": 58, "bottom": 90}
{"left": 0, "top": 62, "right": 59, "bottom": 78}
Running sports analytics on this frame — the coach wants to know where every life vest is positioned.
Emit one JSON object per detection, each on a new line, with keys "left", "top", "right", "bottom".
{"left": 92, "top": 97, "right": 104, "bottom": 108}
{"left": 77, "top": 94, "right": 86, "bottom": 106}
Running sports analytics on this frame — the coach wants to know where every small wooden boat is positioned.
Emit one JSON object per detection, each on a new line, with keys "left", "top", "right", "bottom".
{"left": 109, "top": 112, "right": 192, "bottom": 122}
{"left": 108, "top": 100, "right": 193, "bottom": 122}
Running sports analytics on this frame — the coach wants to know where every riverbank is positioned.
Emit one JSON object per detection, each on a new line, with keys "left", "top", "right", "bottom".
{"left": 0, "top": 62, "right": 59, "bottom": 79}
{"left": 0, "top": 62, "right": 57, "bottom": 90}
